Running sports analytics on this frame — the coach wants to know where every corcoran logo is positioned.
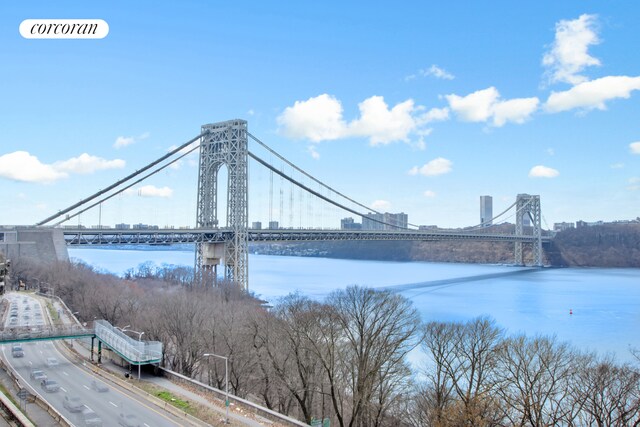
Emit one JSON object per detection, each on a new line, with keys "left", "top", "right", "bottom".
{"left": 19, "top": 19, "right": 109, "bottom": 39}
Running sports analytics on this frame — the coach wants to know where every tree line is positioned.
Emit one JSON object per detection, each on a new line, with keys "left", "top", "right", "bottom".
{"left": 10, "top": 258, "right": 640, "bottom": 426}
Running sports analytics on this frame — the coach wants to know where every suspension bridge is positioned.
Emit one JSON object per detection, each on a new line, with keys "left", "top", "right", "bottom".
{"left": 33, "top": 119, "right": 550, "bottom": 290}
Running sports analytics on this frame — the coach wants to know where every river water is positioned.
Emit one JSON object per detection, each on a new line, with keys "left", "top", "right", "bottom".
{"left": 69, "top": 247, "right": 640, "bottom": 363}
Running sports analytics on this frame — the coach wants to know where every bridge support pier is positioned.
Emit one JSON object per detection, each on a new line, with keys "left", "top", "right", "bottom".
{"left": 195, "top": 120, "right": 249, "bottom": 289}
{"left": 514, "top": 194, "right": 543, "bottom": 266}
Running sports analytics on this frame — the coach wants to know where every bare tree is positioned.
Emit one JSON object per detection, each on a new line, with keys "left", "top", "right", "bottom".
{"left": 496, "top": 334, "right": 580, "bottom": 426}
{"left": 320, "top": 286, "right": 421, "bottom": 427}
{"left": 573, "top": 355, "right": 640, "bottom": 426}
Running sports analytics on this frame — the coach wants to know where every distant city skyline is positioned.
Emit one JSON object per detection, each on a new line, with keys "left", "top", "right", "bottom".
{"left": 1, "top": 2, "right": 639, "bottom": 229}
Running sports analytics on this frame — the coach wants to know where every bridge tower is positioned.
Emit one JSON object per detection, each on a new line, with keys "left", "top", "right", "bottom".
{"left": 195, "top": 119, "right": 249, "bottom": 289}
{"left": 514, "top": 194, "right": 542, "bottom": 266}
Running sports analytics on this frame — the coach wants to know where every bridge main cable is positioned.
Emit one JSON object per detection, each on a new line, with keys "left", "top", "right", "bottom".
{"left": 248, "top": 132, "right": 423, "bottom": 229}
{"left": 35, "top": 132, "right": 208, "bottom": 226}
{"left": 248, "top": 151, "right": 407, "bottom": 230}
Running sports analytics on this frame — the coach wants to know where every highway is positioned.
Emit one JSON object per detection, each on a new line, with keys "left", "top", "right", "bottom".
{"left": 1, "top": 292, "right": 185, "bottom": 427}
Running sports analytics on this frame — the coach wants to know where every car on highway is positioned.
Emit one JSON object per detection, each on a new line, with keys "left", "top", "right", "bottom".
{"left": 30, "top": 369, "right": 47, "bottom": 381}
{"left": 63, "top": 395, "right": 84, "bottom": 412}
{"left": 82, "top": 408, "right": 103, "bottom": 427}
{"left": 45, "top": 357, "right": 59, "bottom": 367}
{"left": 11, "top": 345, "right": 24, "bottom": 358}
{"left": 118, "top": 413, "right": 141, "bottom": 427}
{"left": 90, "top": 380, "right": 109, "bottom": 392}
{"left": 40, "top": 379, "right": 60, "bottom": 393}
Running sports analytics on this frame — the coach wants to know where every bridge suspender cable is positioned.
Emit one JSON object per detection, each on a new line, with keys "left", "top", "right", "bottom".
{"left": 35, "top": 132, "right": 208, "bottom": 226}
{"left": 51, "top": 142, "right": 202, "bottom": 227}
{"left": 248, "top": 132, "right": 424, "bottom": 229}
{"left": 248, "top": 151, "right": 408, "bottom": 230}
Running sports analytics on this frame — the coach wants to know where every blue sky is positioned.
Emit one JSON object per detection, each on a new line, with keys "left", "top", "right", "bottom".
{"left": 1, "top": 1, "right": 639, "bottom": 229}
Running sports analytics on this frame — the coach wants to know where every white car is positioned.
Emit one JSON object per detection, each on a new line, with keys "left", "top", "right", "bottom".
{"left": 45, "top": 357, "right": 59, "bottom": 367}
{"left": 30, "top": 369, "right": 47, "bottom": 381}
{"left": 63, "top": 395, "right": 84, "bottom": 412}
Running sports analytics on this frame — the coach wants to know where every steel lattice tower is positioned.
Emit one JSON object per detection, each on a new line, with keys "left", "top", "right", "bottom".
{"left": 514, "top": 194, "right": 542, "bottom": 266}
{"left": 195, "top": 119, "right": 249, "bottom": 289}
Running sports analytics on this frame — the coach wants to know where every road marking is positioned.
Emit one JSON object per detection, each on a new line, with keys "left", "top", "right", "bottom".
{"left": 109, "top": 401, "right": 118, "bottom": 408}
{"left": 144, "top": 424, "right": 151, "bottom": 427}
{"left": 28, "top": 361, "right": 32, "bottom": 366}
{"left": 60, "top": 387, "right": 67, "bottom": 392}
{"left": 83, "top": 385, "right": 90, "bottom": 390}
{"left": 62, "top": 371, "right": 68, "bottom": 376}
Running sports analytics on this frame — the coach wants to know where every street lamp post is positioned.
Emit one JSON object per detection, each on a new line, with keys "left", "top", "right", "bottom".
{"left": 123, "top": 328, "right": 145, "bottom": 380}
{"left": 203, "top": 352, "right": 229, "bottom": 424}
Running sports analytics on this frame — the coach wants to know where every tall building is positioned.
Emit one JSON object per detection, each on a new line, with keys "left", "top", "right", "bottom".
{"left": 340, "top": 217, "right": 362, "bottom": 230}
{"left": 362, "top": 212, "right": 408, "bottom": 230}
{"left": 480, "top": 196, "right": 493, "bottom": 226}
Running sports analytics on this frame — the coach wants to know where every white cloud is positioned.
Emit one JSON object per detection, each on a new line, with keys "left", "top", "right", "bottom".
{"left": 543, "top": 14, "right": 600, "bottom": 85}
{"left": 409, "top": 157, "right": 453, "bottom": 176}
{"left": 0, "top": 151, "right": 67, "bottom": 183}
{"left": 53, "top": 153, "right": 125, "bottom": 174}
{"left": 423, "top": 65, "right": 455, "bottom": 80}
{"left": 166, "top": 141, "right": 200, "bottom": 170}
{"left": 628, "top": 177, "right": 640, "bottom": 191}
{"left": 308, "top": 145, "right": 320, "bottom": 159}
{"left": 445, "top": 87, "right": 538, "bottom": 127}
{"left": 630, "top": 141, "right": 640, "bottom": 154}
{"left": 349, "top": 96, "right": 418, "bottom": 145}
{"left": 545, "top": 76, "right": 640, "bottom": 113}
{"left": 610, "top": 163, "right": 624, "bottom": 169}
{"left": 420, "top": 107, "right": 449, "bottom": 123}
{"left": 423, "top": 190, "right": 436, "bottom": 198}
{"left": 491, "top": 97, "right": 540, "bottom": 126}
{"left": 277, "top": 94, "right": 439, "bottom": 145}
{"left": 446, "top": 87, "right": 499, "bottom": 122}
{"left": 277, "top": 94, "right": 347, "bottom": 142}
{"left": 370, "top": 200, "right": 391, "bottom": 210}
{"left": 546, "top": 148, "right": 555, "bottom": 156}
{"left": 136, "top": 185, "right": 173, "bottom": 198}
{"left": 113, "top": 132, "right": 150, "bottom": 149}
{"left": 529, "top": 165, "right": 559, "bottom": 178}
{"left": 0, "top": 151, "right": 126, "bottom": 184}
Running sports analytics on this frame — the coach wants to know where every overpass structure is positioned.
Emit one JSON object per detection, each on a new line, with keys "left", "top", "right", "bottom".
{"left": 0, "top": 321, "right": 162, "bottom": 366}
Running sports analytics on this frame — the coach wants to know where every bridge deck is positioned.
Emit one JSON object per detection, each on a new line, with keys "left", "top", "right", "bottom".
{"left": 63, "top": 227, "right": 552, "bottom": 245}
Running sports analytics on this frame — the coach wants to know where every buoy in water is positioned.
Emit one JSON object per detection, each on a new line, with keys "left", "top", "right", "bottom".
{"left": 569, "top": 309, "right": 573, "bottom": 315}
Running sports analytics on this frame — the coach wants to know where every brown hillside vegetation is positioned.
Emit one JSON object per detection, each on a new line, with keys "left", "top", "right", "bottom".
{"left": 547, "top": 223, "right": 640, "bottom": 267}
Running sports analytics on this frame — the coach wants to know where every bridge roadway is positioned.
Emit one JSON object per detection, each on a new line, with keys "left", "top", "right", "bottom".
{"left": 63, "top": 227, "right": 552, "bottom": 246}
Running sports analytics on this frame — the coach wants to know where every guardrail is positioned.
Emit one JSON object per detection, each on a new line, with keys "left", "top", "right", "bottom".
{"left": 159, "top": 367, "right": 309, "bottom": 427}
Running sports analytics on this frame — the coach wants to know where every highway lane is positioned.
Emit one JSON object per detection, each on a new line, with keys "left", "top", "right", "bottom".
{"left": 2, "top": 293, "right": 184, "bottom": 427}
